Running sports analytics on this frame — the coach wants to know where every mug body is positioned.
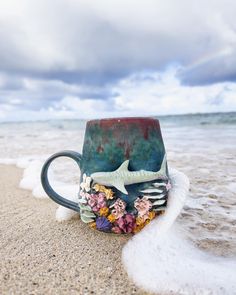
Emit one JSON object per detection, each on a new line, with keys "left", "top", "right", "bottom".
{"left": 78, "top": 117, "right": 170, "bottom": 234}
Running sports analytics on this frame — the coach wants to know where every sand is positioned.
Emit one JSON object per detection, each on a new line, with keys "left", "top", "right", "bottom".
{"left": 0, "top": 165, "right": 150, "bottom": 295}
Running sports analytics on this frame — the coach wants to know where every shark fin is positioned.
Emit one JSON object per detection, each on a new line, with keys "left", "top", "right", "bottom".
{"left": 112, "top": 180, "right": 128, "bottom": 194}
{"left": 159, "top": 154, "right": 167, "bottom": 175}
{"left": 117, "top": 160, "right": 129, "bottom": 172}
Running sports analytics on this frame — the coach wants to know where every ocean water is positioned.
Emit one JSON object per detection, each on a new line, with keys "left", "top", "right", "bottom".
{"left": 0, "top": 112, "right": 236, "bottom": 293}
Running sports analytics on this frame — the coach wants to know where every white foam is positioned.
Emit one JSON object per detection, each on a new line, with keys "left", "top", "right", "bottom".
{"left": 1, "top": 149, "right": 236, "bottom": 293}
{"left": 122, "top": 169, "right": 236, "bottom": 294}
{"left": 55, "top": 192, "right": 79, "bottom": 221}
{"left": 0, "top": 156, "right": 48, "bottom": 198}
{"left": 228, "top": 183, "right": 236, "bottom": 193}
{"left": 0, "top": 155, "right": 50, "bottom": 198}
{"left": 18, "top": 156, "right": 79, "bottom": 220}
{"left": 0, "top": 155, "right": 79, "bottom": 220}
{"left": 0, "top": 158, "right": 17, "bottom": 165}
{"left": 19, "top": 158, "right": 48, "bottom": 198}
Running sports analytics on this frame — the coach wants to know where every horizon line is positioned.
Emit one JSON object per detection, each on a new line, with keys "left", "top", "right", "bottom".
{"left": 0, "top": 110, "right": 235, "bottom": 124}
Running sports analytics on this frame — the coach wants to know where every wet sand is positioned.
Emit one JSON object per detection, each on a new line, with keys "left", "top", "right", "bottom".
{"left": 0, "top": 165, "right": 150, "bottom": 295}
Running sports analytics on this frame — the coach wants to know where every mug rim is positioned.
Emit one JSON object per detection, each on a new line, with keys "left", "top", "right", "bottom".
{"left": 87, "top": 116, "right": 159, "bottom": 125}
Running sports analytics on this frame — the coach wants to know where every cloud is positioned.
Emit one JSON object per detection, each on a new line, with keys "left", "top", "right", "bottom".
{"left": 0, "top": 0, "right": 236, "bottom": 121}
{"left": 0, "top": 0, "right": 236, "bottom": 85}
{"left": 113, "top": 69, "right": 236, "bottom": 115}
{"left": 0, "top": 68, "right": 236, "bottom": 121}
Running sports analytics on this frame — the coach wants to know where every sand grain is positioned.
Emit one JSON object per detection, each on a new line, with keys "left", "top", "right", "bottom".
{"left": 0, "top": 165, "right": 150, "bottom": 295}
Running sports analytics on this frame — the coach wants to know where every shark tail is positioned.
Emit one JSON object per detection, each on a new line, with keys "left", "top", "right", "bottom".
{"left": 159, "top": 154, "right": 167, "bottom": 176}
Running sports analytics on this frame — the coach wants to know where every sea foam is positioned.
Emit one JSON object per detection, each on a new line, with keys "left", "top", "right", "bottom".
{"left": 0, "top": 156, "right": 79, "bottom": 220}
{"left": 0, "top": 116, "right": 236, "bottom": 294}
{"left": 122, "top": 168, "right": 236, "bottom": 295}
{"left": 7, "top": 158, "right": 236, "bottom": 294}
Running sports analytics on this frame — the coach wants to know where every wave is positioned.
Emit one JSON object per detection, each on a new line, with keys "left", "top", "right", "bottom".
{"left": 0, "top": 112, "right": 235, "bottom": 128}
{"left": 157, "top": 111, "right": 236, "bottom": 126}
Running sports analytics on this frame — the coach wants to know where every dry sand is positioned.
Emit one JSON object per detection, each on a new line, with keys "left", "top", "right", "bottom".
{"left": 0, "top": 165, "right": 150, "bottom": 295}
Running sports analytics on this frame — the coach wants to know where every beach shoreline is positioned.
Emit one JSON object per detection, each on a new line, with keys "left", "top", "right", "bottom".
{"left": 0, "top": 164, "right": 150, "bottom": 295}
{"left": 1, "top": 113, "right": 236, "bottom": 294}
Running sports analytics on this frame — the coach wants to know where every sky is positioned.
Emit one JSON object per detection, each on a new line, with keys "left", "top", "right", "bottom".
{"left": 0, "top": 0, "right": 236, "bottom": 121}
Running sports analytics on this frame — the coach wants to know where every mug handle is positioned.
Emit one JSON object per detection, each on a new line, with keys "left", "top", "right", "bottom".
{"left": 41, "top": 150, "right": 82, "bottom": 212}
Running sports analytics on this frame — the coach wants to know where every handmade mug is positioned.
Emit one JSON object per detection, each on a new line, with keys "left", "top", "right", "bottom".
{"left": 41, "top": 117, "right": 171, "bottom": 234}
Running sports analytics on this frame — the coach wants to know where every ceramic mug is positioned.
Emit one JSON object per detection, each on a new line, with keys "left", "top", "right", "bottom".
{"left": 41, "top": 117, "right": 171, "bottom": 234}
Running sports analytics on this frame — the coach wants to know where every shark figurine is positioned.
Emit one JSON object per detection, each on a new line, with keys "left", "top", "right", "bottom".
{"left": 90, "top": 154, "right": 167, "bottom": 194}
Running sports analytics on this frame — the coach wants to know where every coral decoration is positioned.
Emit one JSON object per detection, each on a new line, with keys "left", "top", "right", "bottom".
{"left": 78, "top": 174, "right": 168, "bottom": 234}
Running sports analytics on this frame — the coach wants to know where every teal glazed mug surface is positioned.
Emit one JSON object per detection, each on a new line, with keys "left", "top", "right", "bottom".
{"left": 41, "top": 117, "right": 171, "bottom": 234}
